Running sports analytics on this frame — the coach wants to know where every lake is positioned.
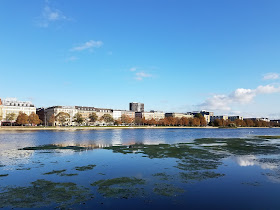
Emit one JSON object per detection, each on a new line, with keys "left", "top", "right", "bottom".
{"left": 1, "top": 128, "right": 280, "bottom": 209}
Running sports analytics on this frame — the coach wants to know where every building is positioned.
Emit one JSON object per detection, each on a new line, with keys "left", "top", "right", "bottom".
{"left": 210, "top": 115, "right": 228, "bottom": 122}
{"left": 191, "top": 110, "right": 214, "bottom": 123}
{"left": 136, "top": 111, "right": 165, "bottom": 121}
{"left": 129, "top": 102, "right": 144, "bottom": 112}
{"left": 44, "top": 106, "right": 76, "bottom": 126}
{"left": 244, "top": 118, "right": 270, "bottom": 122}
{"left": 121, "top": 110, "right": 135, "bottom": 119}
{"left": 165, "top": 113, "right": 194, "bottom": 119}
{"left": 0, "top": 98, "right": 36, "bottom": 124}
{"left": 228, "top": 116, "right": 243, "bottom": 121}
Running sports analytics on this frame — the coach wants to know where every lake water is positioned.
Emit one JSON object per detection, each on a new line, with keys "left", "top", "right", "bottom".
{"left": 1, "top": 128, "right": 280, "bottom": 209}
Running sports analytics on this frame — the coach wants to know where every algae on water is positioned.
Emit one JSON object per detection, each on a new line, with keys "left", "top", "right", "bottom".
{"left": 0, "top": 179, "right": 92, "bottom": 208}
{"left": 91, "top": 177, "right": 146, "bottom": 198}
{"left": 74, "top": 164, "right": 96, "bottom": 171}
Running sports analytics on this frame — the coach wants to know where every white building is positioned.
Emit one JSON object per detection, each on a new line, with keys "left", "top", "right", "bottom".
{"left": 0, "top": 98, "right": 36, "bottom": 123}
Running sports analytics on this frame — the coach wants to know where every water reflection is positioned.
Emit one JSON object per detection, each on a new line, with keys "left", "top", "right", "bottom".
{"left": 235, "top": 155, "right": 278, "bottom": 170}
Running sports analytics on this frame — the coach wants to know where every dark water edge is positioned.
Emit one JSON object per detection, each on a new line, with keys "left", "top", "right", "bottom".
{"left": 1, "top": 128, "right": 280, "bottom": 209}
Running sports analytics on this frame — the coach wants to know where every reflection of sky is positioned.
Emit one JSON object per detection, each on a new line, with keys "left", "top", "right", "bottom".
{"left": 235, "top": 155, "right": 278, "bottom": 170}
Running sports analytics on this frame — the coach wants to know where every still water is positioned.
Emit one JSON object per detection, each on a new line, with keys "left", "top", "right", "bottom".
{"left": 0, "top": 128, "right": 280, "bottom": 209}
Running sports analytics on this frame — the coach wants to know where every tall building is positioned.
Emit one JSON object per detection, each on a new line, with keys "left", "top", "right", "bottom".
{"left": 129, "top": 102, "right": 144, "bottom": 112}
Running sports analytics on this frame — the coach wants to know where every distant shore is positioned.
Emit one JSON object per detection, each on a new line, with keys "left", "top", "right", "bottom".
{"left": 0, "top": 126, "right": 277, "bottom": 131}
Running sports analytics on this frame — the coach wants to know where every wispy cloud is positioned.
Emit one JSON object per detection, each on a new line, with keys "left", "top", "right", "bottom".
{"left": 130, "top": 67, "right": 137, "bottom": 72}
{"left": 263, "top": 73, "right": 279, "bottom": 80}
{"left": 135, "top": 72, "right": 153, "bottom": 81}
{"left": 65, "top": 56, "right": 78, "bottom": 62}
{"left": 199, "top": 84, "right": 280, "bottom": 111}
{"left": 70, "top": 40, "right": 103, "bottom": 52}
{"left": 36, "top": 5, "right": 68, "bottom": 28}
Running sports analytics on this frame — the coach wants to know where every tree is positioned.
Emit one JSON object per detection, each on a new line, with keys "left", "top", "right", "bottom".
{"left": 16, "top": 112, "right": 29, "bottom": 126}
{"left": 28, "top": 112, "right": 41, "bottom": 126}
{"left": 121, "top": 114, "right": 133, "bottom": 125}
{"left": 101, "top": 114, "right": 114, "bottom": 124}
{"left": 89, "top": 113, "right": 98, "bottom": 124}
{"left": 134, "top": 117, "right": 143, "bottom": 125}
{"left": 6, "top": 113, "right": 16, "bottom": 126}
{"left": 55, "top": 112, "right": 70, "bottom": 126}
{"left": 73, "top": 113, "right": 84, "bottom": 125}
{"left": 213, "top": 119, "right": 222, "bottom": 127}
{"left": 114, "top": 119, "right": 122, "bottom": 126}
{"left": 48, "top": 114, "right": 55, "bottom": 126}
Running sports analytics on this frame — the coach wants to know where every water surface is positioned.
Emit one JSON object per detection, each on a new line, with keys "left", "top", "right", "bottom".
{"left": 1, "top": 128, "right": 280, "bottom": 209}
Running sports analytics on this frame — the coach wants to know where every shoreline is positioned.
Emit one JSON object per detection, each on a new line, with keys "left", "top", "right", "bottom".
{"left": 0, "top": 126, "right": 278, "bottom": 131}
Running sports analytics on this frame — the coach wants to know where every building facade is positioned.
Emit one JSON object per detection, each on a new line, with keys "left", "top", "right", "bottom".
{"left": 228, "top": 116, "right": 243, "bottom": 121}
{"left": 0, "top": 98, "right": 36, "bottom": 124}
{"left": 210, "top": 115, "right": 228, "bottom": 122}
{"left": 129, "top": 102, "right": 144, "bottom": 112}
{"left": 165, "top": 113, "right": 194, "bottom": 119}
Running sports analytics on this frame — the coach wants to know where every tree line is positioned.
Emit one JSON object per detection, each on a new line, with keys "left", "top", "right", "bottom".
{"left": 2, "top": 112, "right": 41, "bottom": 126}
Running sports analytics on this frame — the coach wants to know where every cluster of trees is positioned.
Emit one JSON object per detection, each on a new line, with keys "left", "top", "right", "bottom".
{"left": 210, "top": 119, "right": 272, "bottom": 127}
{"left": 13, "top": 112, "right": 41, "bottom": 126}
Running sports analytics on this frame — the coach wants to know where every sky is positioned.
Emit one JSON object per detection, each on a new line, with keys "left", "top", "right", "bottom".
{"left": 1, "top": 0, "right": 280, "bottom": 118}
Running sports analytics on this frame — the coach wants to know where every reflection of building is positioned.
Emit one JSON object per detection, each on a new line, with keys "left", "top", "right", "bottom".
{"left": 129, "top": 102, "right": 144, "bottom": 112}
{"left": 0, "top": 98, "right": 36, "bottom": 124}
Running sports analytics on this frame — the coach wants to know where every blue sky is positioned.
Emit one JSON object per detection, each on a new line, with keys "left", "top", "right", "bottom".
{"left": 1, "top": 0, "right": 280, "bottom": 118}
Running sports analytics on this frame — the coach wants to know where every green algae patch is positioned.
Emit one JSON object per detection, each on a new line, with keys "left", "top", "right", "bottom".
{"left": 152, "top": 173, "right": 172, "bottom": 181}
{"left": 60, "top": 173, "right": 78, "bottom": 177}
{"left": 194, "top": 138, "right": 280, "bottom": 156}
{"left": 0, "top": 179, "right": 92, "bottom": 208}
{"left": 43, "top": 169, "right": 66, "bottom": 175}
{"left": 255, "top": 136, "right": 280, "bottom": 139}
{"left": 19, "top": 144, "right": 91, "bottom": 151}
{"left": 153, "top": 183, "right": 184, "bottom": 196}
{"left": 16, "top": 168, "right": 31, "bottom": 171}
{"left": 180, "top": 171, "right": 225, "bottom": 183}
{"left": 74, "top": 164, "right": 96, "bottom": 171}
{"left": 91, "top": 177, "right": 146, "bottom": 198}
{"left": 0, "top": 174, "right": 9, "bottom": 177}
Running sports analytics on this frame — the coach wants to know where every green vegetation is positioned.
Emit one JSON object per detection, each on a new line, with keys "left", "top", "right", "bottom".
{"left": 43, "top": 169, "right": 66, "bottom": 175}
{"left": 20, "top": 144, "right": 91, "bottom": 151}
{"left": 74, "top": 164, "right": 96, "bottom": 171}
{"left": 0, "top": 174, "right": 9, "bottom": 177}
{"left": 152, "top": 172, "right": 172, "bottom": 181}
{"left": 255, "top": 135, "right": 280, "bottom": 139}
{"left": 0, "top": 179, "right": 92, "bottom": 208}
{"left": 180, "top": 171, "right": 225, "bottom": 183}
{"left": 153, "top": 183, "right": 184, "bottom": 196}
{"left": 91, "top": 177, "right": 145, "bottom": 198}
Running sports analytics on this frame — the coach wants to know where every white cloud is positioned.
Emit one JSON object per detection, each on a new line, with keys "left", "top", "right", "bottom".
{"left": 263, "top": 73, "right": 279, "bottom": 80}
{"left": 199, "top": 84, "right": 280, "bottom": 111}
{"left": 130, "top": 67, "right": 137, "bottom": 72}
{"left": 135, "top": 72, "right": 152, "bottom": 81}
{"left": 65, "top": 56, "right": 78, "bottom": 62}
{"left": 70, "top": 40, "right": 103, "bottom": 52}
{"left": 37, "top": 5, "right": 68, "bottom": 28}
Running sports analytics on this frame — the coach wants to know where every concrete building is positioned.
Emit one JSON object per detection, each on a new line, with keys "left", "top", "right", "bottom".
{"left": 135, "top": 111, "right": 165, "bottom": 121}
{"left": 210, "top": 115, "right": 228, "bottom": 122}
{"left": 112, "top": 110, "right": 135, "bottom": 120}
{"left": 129, "top": 102, "right": 144, "bottom": 112}
{"left": 0, "top": 98, "right": 36, "bottom": 124}
{"left": 44, "top": 106, "right": 77, "bottom": 126}
{"left": 228, "top": 116, "right": 243, "bottom": 121}
{"left": 190, "top": 110, "right": 214, "bottom": 123}
{"left": 165, "top": 113, "right": 194, "bottom": 119}
{"left": 244, "top": 118, "right": 270, "bottom": 122}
